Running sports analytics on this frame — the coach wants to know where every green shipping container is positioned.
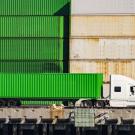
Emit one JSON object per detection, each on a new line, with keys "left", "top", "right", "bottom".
{"left": 0, "top": 61, "right": 64, "bottom": 73}
{"left": 22, "top": 101, "right": 63, "bottom": 105}
{"left": 0, "top": 39, "right": 63, "bottom": 60}
{"left": 0, "top": 0, "right": 71, "bottom": 15}
{"left": 0, "top": 16, "right": 64, "bottom": 38}
{"left": 0, "top": 73, "right": 103, "bottom": 99}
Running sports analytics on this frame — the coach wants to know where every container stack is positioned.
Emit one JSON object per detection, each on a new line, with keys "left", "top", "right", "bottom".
{"left": 0, "top": 0, "right": 71, "bottom": 73}
{"left": 70, "top": 0, "right": 135, "bottom": 82}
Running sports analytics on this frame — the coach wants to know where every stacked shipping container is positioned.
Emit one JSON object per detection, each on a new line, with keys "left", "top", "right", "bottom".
{"left": 70, "top": 0, "right": 135, "bottom": 82}
{"left": 0, "top": 0, "right": 71, "bottom": 105}
{"left": 0, "top": 0, "right": 71, "bottom": 73}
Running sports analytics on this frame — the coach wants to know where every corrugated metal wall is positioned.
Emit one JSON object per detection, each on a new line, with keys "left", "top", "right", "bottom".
{"left": 0, "top": 61, "right": 64, "bottom": 73}
{"left": 70, "top": 60, "right": 135, "bottom": 82}
{"left": 70, "top": 0, "right": 135, "bottom": 82}
{"left": 72, "top": 0, "right": 135, "bottom": 15}
{"left": 0, "top": 0, "right": 71, "bottom": 15}
{"left": 0, "top": 0, "right": 71, "bottom": 74}
{"left": 71, "top": 16, "right": 135, "bottom": 37}
{"left": 0, "top": 73, "right": 103, "bottom": 99}
{"left": 0, "top": 16, "right": 64, "bottom": 38}
{"left": 0, "top": 39, "right": 63, "bottom": 60}
{"left": 70, "top": 38, "right": 135, "bottom": 60}
{"left": 0, "top": 0, "right": 71, "bottom": 104}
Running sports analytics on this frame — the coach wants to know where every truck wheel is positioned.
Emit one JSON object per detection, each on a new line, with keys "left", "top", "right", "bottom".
{"left": 0, "top": 100, "right": 6, "bottom": 107}
{"left": 82, "top": 101, "right": 88, "bottom": 107}
{"left": 8, "top": 100, "right": 17, "bottom": 107}
{"left": 16, "top": 100, "right": 21, "bottom": 106}
{"left": 81, "top": 100, "right": 93, "bottom": 108}
{"left": 96, "top": 101, "right": 105, "bottom": 108}
{"left": 87, "top": 101, "right": 93, "bottom": 107}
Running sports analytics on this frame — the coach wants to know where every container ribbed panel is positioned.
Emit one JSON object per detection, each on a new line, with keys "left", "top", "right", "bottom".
{"left": 0, "top": 16, "right": 64, "bottom": 38}
{"left": 22, "top": 101, "right": 63, "bottom": 105}
{"left": 72, "top": 0, "right": 135, "bottom": 15}
{"left": 0, "top": 61, "right": 64, "bottom": 73}
{"left": 70, "top": 60, "right": 135, "bottom": 82}
{"left": 71, "top": 16, "right": 135, "bottom": 37}
{"left": 0, "top": 0, "right": 71, "bottom": 15}
{"left": 0, "top": 74, "right": 103, "bottom": 99}
{"left": 70, "top": 38, "right": 135, "bottom": 60}
{"left": 0, "top": 39, "right": 63, "bottom": 60}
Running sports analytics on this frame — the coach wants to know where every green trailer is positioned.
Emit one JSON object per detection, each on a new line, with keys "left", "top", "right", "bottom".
{"left": 0, "top": 73, "right": 103, "bottom": 106}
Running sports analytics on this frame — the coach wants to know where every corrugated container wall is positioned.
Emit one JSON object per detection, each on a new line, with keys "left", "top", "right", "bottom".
{"left": 0, "top": 73, "right": 103, "bottom": 99}
{"left": 0, "top": 16, "right": 64, "bottom": 38}
{"left": 0, "top": 39, "right": 63, "bottom": 60}
{"left": 0, "top": 0, "right": 71, "bottom": 74}
{"left": 0, "top": 0, "right": 71, "bottom": 15}
{"left": 71, "top": 0, "right": 135, "bottom": 15}
{"left": 70, "top": 60, "right": 135, "bottom": 82}
{"left": 71, "top": 16, "right": 135, "bottom": 37}
{"left": 70, "top": 0, "right": 135, "bottom": 81}
{"left": 0, "top": 61, "right": 64, "bottom": 73}
{"left": 70, "top": 38, "right": 135, "bottom": 60}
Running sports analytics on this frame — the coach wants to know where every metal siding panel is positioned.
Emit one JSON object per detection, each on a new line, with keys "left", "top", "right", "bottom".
{"left": 72, "top": 0, "right": 135, "bottom": 15}
{"left": 0, "top": 39, "right": 63, "bottom": 60}
{"left": 71, "top": 16, "right": 135, "bottom": 37}
{"left": 22, "top": 101, "right": 63, "bottom": 105}
{"left": 0, "top": 16, "right": 64, "bottom": 38}
{"left": 0, "top": 0, "right": 71, "bottom": 15}
{"left": 70, "top": 38, "right": 135, "bottom": 59}
{"left": 0, "top": 74, "right": 103, "bottom": 99}
{"left": 0, "top": 61, "right": 64, "bottom": 73}
{"left": 103, "top": 84, "right": 110, "bottom": 98}
{"left": 70, "top": 60, "right": 135, "bottom": 82}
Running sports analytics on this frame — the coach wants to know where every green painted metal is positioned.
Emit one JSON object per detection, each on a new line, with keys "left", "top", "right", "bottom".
{"left": 22, "top": 101, "right": 63, "bottom": 105}
{"left": 0, "top": 0, "right": 71, "bottom": 15}
{"left": 0, "top": 16, "right": 64, "bottom": 38}
{"left": 0, "top": 39, "right": 63, "bottom": 60}
{"left": 0, "top": 61, "right": 64, "bottom": 73}
{"left": 0, "top": 73, "right": 103, "bottom": 99}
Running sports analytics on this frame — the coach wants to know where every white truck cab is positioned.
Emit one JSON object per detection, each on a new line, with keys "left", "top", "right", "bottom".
{"left": 110, "top": 75, "right": 135, "bottom": 107}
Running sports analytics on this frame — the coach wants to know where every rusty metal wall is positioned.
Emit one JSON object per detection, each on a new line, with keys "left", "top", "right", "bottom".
{"left": 70, "top": 38, "right": 135, "bottom": 60}
{"left": 70, "top": 60, "right": 135, "bottom": 82}
{"left": 70, "top": 2, "right": 135, "bottom": 82}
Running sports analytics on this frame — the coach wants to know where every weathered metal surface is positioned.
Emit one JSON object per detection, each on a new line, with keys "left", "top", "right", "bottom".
{"left": 70, "top": 60, "right": 135, "bottom": 82}
{"left": 71, "top": 16, "right": 135, "bottom": 37}
{"left": 70, "top": 38, "right": 135, "bottom": 60}
{"left": 0, "top": 107, "right": 135, "bottom": 126}
{"left": 0, "top": 107, "right": 72, "bottom": 121}
{"left": 95, "top": 109, "right": 135, "bottom": 125}
{"left": 71, "top": 0, "right": 135, "bottom": 15}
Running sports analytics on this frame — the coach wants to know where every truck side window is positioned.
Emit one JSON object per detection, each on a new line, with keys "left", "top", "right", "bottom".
{"left": 114, "top": 87, "right": 121, "bottom": 92}
{"left": 130, "top": 86, "right": 135, "bottom": 95}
